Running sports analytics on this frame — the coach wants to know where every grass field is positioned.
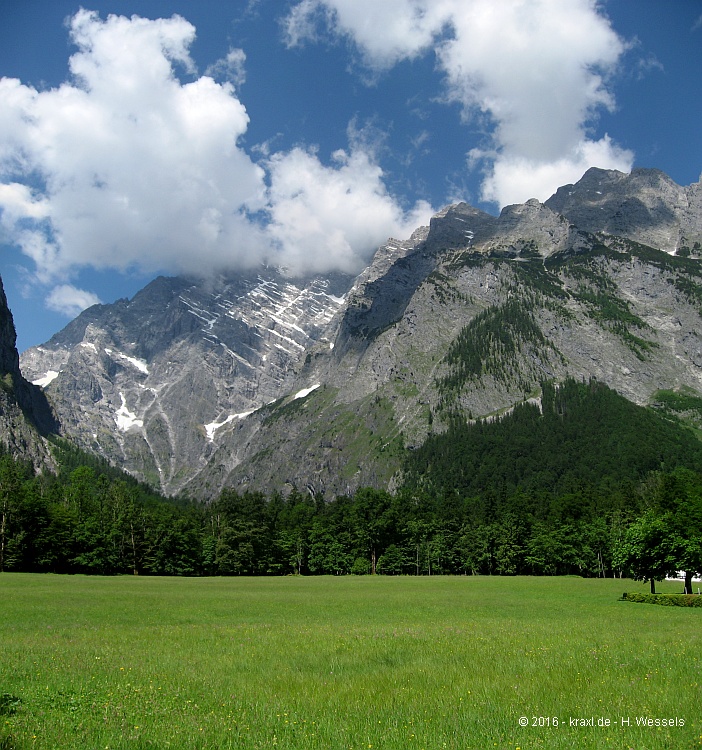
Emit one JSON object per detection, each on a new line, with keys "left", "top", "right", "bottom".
{"left": 0, "top": 574, "right": 700, "bottom": 750}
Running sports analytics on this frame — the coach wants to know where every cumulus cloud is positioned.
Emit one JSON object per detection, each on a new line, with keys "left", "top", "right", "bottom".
{"left": 46, "top": 284, "right": 102, "bottom": 317}
{"left": 267, "top": 146, "right": 432, "bottom": 274}
{"left": 471, "top": 136, "right": 634, "bottom": 207}
{"left": 284, "top": 0, "right": 444, "bottom": 66}
{"left": 285, "top": 0, "right": 634, "bottom": 205}
{"left": 0, "top": 9, "right": 427, "bottom": 307}
{"left": 0, "top": 10, "right": 269, "bottom": 282}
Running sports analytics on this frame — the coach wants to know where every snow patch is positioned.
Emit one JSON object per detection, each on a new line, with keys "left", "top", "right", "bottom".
{"left": 115, "top": 393, "right": 143, "bottom": 432}
{"left": 270, "top": 314, "right": 307, "bottom": 336}
{"left": 205, "top": 411, "right": 254, "bottom": 441}
{"left": 293, "top": 383, "right": 320, "bottom": 400}
{"left": 268, "top": 327, "right": 305, "bottom": 350}
{"left": 118, "top": 352, "right": 148, "bottom": 373}
{"left": 104, "top": 348, "right": 149, "bottom": 374}
{"left": 33, "top": 370, "right": 59, "bottom": 388}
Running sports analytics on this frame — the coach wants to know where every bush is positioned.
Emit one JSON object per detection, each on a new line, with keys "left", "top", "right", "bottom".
{"left": 351, "top": 557, "right": 371, "bottom": 575}
{"left": 621, "top": 592, "right": 702, "bottom": 607}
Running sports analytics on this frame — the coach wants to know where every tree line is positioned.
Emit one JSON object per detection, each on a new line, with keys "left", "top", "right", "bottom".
{"left": 1, "top": 453, "right": 701, "bottom": 583}
{"left": 1, "top": 379, "right": 701, "bottom": 583}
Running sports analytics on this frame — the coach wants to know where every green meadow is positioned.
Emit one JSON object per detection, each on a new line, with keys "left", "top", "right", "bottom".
{"left": 0, "top": 575, "right": 700, "bottom": 750}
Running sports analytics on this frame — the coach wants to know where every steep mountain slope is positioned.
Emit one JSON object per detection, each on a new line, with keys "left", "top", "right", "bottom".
{"left": 187, "top": 169, "right": 702, "bottom": 498}
{"left": 21, "top": 268, "right": 352, "bottom": 495}
{"left": 0, "top": 276, "right": 58, "bottom": 468}
{"left": 404, "top": 378, "right": 702, "bottom": 498}
{"left": 21, "top": 168, "right": 702, "bottom": 498}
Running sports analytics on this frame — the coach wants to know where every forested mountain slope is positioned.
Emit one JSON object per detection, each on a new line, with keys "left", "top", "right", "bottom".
{"left": 403, "top": 378, "right": 702, "bottom": 499}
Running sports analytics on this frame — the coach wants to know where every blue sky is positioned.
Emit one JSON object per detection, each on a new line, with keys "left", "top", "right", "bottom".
{"left": 1, "top": 0, "right": 701, "bottom": 353}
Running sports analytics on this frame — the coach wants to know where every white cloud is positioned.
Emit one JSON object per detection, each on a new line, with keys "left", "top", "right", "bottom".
{"left": 205, "top": 48, "right": 247, "bottom": 88}
{"left": 46, "top": 284, "right": 102, "bottom": 317}
{"left": 283, "top": 0, "right": 331, "bottom": 48}
{"left": 284, "top": 0, "right": 446, "bottom": 66}
{"left": 0, "top": 10, "right": 268, "bottom": 282}
{"left": 0, "top": 183, "right": 50, "bottom": 223}
{"left": 472, "top": 136, "right": 634, "bottom": 206}
{"left": 267, "top": 146, "right": 433, "bottom": 274}
{"left": 286, "top": 0, "right": 634, "bottom": 205}
{"left": 0, "top": 9, "right": 427, "bottom": 298}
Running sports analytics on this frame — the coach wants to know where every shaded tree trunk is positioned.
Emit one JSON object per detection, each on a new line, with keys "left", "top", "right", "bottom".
{"left": 130, "top": 522, "right": 138, "bottom": 575}
{"left": 0, "top": 502, "right": 6, "bottom": 572}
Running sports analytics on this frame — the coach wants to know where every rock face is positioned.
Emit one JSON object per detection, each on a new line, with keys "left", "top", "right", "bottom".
{"left": 21, "top": 168, "right": 702, "bottom": 497}
{"left": 545, "top": 167, "right": 702, "bottom": 254}
{"left": 0, "top": 276, "right": 58, "bottom": 468}
{"left": 21, "top": 268, "right": 352, "bottom": 494}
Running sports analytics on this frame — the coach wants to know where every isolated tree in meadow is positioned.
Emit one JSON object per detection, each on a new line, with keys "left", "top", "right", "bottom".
{"left": 677, "top": 537, "right": 702, "bottom": 593}
{"left": 613, "top": 510, "right": 681, "bottom": 593}
{"left": 650, "top": 468, "right": 702, "bottom": 593}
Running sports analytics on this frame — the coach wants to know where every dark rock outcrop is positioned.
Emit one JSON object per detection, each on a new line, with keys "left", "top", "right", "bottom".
{"left": 0, "top": 276, "right": 58, "bottom": 467}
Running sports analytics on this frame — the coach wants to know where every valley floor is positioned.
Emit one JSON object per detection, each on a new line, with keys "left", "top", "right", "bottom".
{"left": 0, "top": 574, "right": 699, "bottom": 749}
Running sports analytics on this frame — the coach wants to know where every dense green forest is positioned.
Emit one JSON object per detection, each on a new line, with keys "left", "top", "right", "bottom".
{"left": 408, "top": 379, "right": 702, "bottom": 498}
{"left": 1, "top": 380, "right": 701, "bottom": 581}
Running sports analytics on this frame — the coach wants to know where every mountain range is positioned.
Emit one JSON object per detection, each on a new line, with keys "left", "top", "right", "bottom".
{"left": 13, "top": 167, "right": 702, "bottom": 498}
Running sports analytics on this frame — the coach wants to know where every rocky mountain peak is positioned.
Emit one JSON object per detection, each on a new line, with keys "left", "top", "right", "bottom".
{"left": 21, "top": 266, "right": 353, "bottom": 494}
{"left": 545, "top": 166, "right": 702, "bottom": 254}
{"left": 422, "top": 202, "right": 496, "bottom": 254}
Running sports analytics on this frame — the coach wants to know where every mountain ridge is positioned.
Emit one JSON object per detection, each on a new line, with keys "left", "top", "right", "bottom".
{"left": 19, "top": 167, "right": 702, "bottom": 497}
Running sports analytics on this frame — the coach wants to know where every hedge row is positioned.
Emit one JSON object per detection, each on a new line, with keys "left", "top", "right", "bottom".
{"left": 621, "top": 592, "right": 702, "bottom": 607}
